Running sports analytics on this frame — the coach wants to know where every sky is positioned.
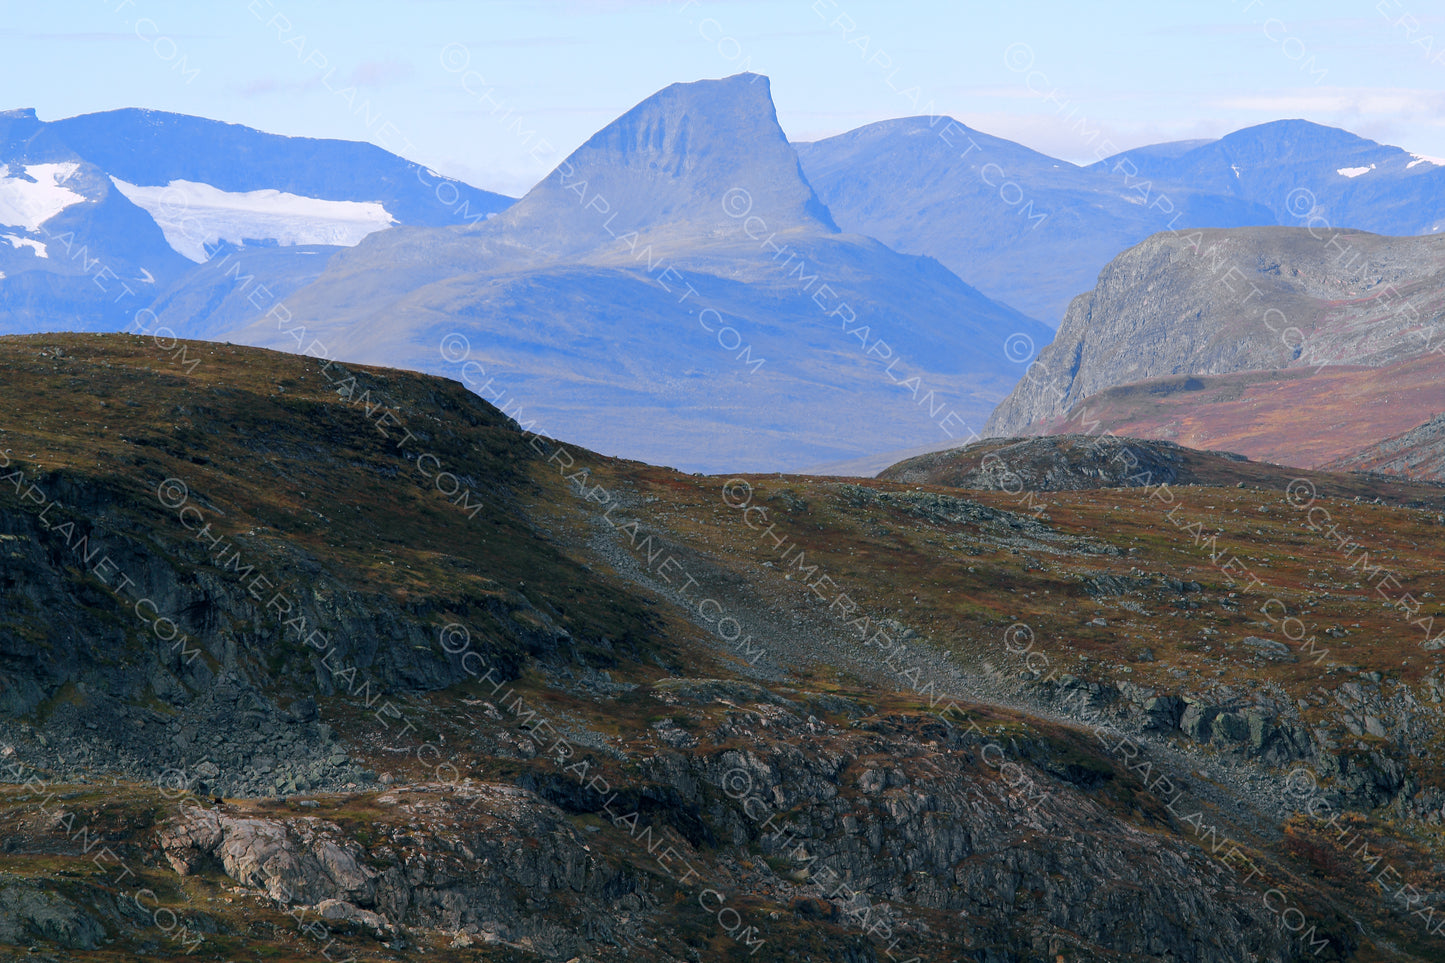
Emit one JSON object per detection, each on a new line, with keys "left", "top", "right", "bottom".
{"left": 7, "top": 0, "right": 1445, "bottom": 196}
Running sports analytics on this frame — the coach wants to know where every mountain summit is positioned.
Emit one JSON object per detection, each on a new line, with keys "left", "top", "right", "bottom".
{"left": 230, "top": 74, "right": 1047, "bottom": 471}
{"left": 492, "top": 73, "right": 837, "bottom": 255}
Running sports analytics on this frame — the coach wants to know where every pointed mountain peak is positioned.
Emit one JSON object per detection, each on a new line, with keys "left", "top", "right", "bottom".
{"left": 493, "top": 73, "right": 837, "bottom": 252}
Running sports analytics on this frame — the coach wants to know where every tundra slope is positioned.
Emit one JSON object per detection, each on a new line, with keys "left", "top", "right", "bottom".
{"left": 2, "top": 336, "right": 1445, "bottom": 960}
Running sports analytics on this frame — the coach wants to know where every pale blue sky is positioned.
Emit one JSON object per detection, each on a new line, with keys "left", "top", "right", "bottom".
{"left": 7, "top": 0, "right": 1444, "bottom": 194}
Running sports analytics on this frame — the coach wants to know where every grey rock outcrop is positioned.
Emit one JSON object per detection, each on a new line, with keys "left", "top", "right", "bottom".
{"left": 987, "top": 227, "right": 1445, "bottom": 436}
{"left": 0, "top": 877, "right": 104, "bottom": 950}
{"left": 156, "top": 785, "right": 656, "bottom": 958}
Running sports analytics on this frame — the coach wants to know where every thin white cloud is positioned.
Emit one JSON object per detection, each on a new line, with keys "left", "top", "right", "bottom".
{"left": 346, "top": 60, "right": 417, "bottom": 88}
{"left": 1211, "top": 87, "right": 1445, "bottom": 117}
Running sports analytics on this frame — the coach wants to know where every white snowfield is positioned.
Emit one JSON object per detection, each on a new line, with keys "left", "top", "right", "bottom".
{"left": 111, "top": 178, "right": 396, "bottom": 262}
{"left": 1407, "top": 153, "right": 1445, "bottom": 169}
{"left": 2, "top": 234, "right": 48, "bottom": 257}
{"left": 0, "top": 163, "right": 86, "bottom": 231}
{"left": 1336, "top": 165, "right": 1375, "bottom": 178}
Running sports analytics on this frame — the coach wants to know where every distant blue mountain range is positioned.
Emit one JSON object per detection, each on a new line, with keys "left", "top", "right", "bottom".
{"left": 1, "top": 84, "right": 1442, "bottom": 471}
{"left": 798, "top": 117, "right": 1445, "bottom": 324}
{"left": 0, "top": 106, "right": 511, "bottom": 332}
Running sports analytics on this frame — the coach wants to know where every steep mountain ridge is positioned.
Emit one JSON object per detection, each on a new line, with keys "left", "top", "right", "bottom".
{"left": 227, "top": 74, "right": 1051, "bottom": 473}
{"left": 486, "top": 73, "right": 836, "bottom": 256}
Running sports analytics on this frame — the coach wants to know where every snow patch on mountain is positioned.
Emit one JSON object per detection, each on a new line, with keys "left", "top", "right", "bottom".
{"left": 111, "top": 178, "right": 396, "bottom": 262}
{"left": 1407, "top": 153, "right": 1445, "bottom": 169}
{"left": 1337, "top": 165, "right": 1375, "bottom": 178}
{"left": 0, "top": 163, "right": 87, "bottom": 231}
{"left": 2, "top": 234, "right": 48, "bottom": 258}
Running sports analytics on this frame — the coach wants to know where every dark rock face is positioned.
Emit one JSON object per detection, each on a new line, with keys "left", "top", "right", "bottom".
{"left": 146, "top": 708, "right": 1308, "bottom": 963}
{"left": 0, "top": 877, "right": 105, "bottom": 950}
{"left": 156, "top": 787, "right": 654, "bottom": 958}
{"left": 0, "top": 485, "right": 501, "bottom": 794}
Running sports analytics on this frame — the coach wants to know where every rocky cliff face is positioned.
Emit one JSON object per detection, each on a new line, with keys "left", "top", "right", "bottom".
{"left": 139, "top": 705, "right": 1306, "bottom": 963}
{"left": 986, "top": 227, "right": 1445, "bottom": 437}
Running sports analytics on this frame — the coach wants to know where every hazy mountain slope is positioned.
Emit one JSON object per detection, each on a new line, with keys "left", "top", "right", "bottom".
{"left": 798, "top": 118, "right": 1445, "bottom": 327}
{"left": 0, "top": 106, "right": 513, "bottom": 335}
{"left": 1094, "top": 119, "right": 1445, "bottom": 236}
{"left": 0, "top": 151, "right": 191, "bottom": 331}
{"left": 143, "top": 242, "right": 339, "bottom": 342}
{"left": 796, "top": 117, "right": 1274, "bottom": 324}
{"left": 228, "top": 75, "right": 1051, "bottom": 473}
{"left": 5, "top": 334, "right": 1445, "bottom": 959}
{"left": 986, "top": 227, "right": 1445, "bottom": 438}
{"left": 44, "top": 108, "right": 511, "bottom": 228}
